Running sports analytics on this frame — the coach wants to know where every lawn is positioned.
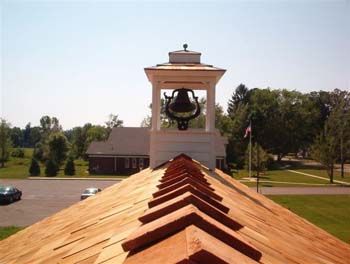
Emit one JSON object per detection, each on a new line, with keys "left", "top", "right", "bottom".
{"left": 232, "top": 169, "right": 331, "bottom": 187}
{"left": 296, "top": 169, "right": 350, "bottom": 183}
{"left": 0, "top": 148, "right": 127, "bottom": 179}
{"left": 0, "top": 149, "right": 33, "bottom": 179}
{"left": 0, "top": 226, "right": 24, "bottom": 240}
{"left": 268, "top": 195, "right": 350, "bottom": 243}
{"left": 284, "top": 159, "right": 350, "bottom": 183}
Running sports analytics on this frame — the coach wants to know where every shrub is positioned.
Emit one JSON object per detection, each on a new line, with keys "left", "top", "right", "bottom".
{"left": 29, "top": 159, "right": 40, "bottom": 176}
{"left": 11, "top": 148, "right": 25, "bottom": 158}
{"left": 45, "top": 159, "right": 58, "bottom": 177}
{"left": 244, "top": 143, "right": 270, "bottom": 174}
{"left": 64, "top": 157, "right": 75, "bottom": 176}
{"left": 33, "top": 144, "right": 44, "bottom": 161}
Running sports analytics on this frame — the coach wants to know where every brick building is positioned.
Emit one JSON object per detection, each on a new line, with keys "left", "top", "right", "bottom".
{"left": 86, "top": 127, "right": 227, "bottom": 175}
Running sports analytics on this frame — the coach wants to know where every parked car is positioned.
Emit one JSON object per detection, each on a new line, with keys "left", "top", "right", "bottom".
{"left": 0, "top": 186, "right": 22, "bottom": 204}
{"left": 80, "top": 187, "right": 101, "bottom": 200}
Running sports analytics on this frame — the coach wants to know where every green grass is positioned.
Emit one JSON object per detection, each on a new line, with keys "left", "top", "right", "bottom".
{"left": 284, "top": 160, "right": 350, "bottom": 183}
{"left": 0, "top": 226, "right": 24, "bottom": 240}
{"left": 268, "top": 195, "right": 350, "bottom": 243}
{"left": 0, "top": 148, "right": 127, "bottom": 179}
{"left": 233, "top": 169, "right": 331, "bottom": 187}
{"left": 0, "top": 149, "right": 33, "bottom": 179}
{"left": 296, "top": 169, "right": 350, "bottom": 183}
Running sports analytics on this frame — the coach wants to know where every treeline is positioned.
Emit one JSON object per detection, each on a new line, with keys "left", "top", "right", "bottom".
{"left": 226, "top": 86, "right": 350, "bottom": 182}
{"left": 0, "top": 114, "right": 123, "bottom": 176}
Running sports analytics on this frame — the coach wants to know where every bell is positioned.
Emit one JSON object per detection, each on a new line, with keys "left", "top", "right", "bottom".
{"left": 169, "top": 89, "right": 196, "bottom": 113}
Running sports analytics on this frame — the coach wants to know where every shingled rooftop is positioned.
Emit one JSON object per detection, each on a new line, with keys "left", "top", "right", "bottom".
{"left": 0, "top": 154, "right": 349, "bottom": 263}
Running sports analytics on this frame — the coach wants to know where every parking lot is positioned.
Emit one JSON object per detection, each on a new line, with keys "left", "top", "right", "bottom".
{"left": 0, "top": 179, "right": 119, "bottom": 226}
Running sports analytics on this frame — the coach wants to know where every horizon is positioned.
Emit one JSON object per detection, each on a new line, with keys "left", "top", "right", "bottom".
{"left": 1, "top": 1, "right": 349, "bottom": 130}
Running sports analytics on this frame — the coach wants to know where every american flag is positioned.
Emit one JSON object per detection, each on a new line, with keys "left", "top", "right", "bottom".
{"left": 244, "top": 125, "right": 251, "bottom": 138}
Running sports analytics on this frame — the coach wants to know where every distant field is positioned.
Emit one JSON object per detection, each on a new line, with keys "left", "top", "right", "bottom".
{"left": 268, "top": 195, "right": 350, "bottom": 243}
{"left": 0, "top": 148, "right": 127, "bottom": 179}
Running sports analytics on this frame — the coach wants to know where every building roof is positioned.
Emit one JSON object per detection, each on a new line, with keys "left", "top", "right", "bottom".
{"left": 1, "top": 154, "right": 349, "bottom": 263}
{"left": 86, "top": 127, "right": 227, "bottom": 157}
{"left": 144, "top": 63, "right": 226, "bottom": 72}
{"left": 168, "top": 50, "right": 202, "bottom": 55}
{"left": 86, "top": 127, "right": 150, "bottom": 156}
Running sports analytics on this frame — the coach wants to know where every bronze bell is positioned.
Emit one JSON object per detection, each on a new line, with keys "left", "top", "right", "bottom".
{"left": 169, "top": 89, "right": 196, "bottom": 113}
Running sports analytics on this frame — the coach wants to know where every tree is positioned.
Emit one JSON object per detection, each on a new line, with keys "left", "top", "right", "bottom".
{"left": 33, "top": 142, "right": 44, "bottom": 161}
{"left": 227, "top": 84, "right": 251, "bottom": 118}
{"left": 40, "top": 116, "right": 61, "bottom": 135}
{"left": 244, "top": 143, "right": 271, "bottom": 174}
{"left": 86, "top": 125, "right": 109, "bottom": 144}
{"left": 140, "top": 99, "right": 176, "bottom": 128}
{"left": 0, "top": 119, "right": 12, "bottom": 168}
{"left": 311, "top": 132, "right": 337, "bottom": 184}
{"left": 12, "top": 148, "right": 25, "bottom": 158}
{"left": 29, "top": 126, "right": 41, "bottom": 147}
{"left": 39, "top": 116, "right": 62, "bottom": 144}
{"left": 311, "top": 105, "right": 341, "bottom": 183}
{"left": 215, "top": 104, "right": 233, "bottom": 136}
{"left": 10, "top": 127, "right": 23, "bottom": 147}
{"left": 329, "top": 89, "right": 350, "bottom": 178}
{"left": 105, "top": 114, "right": 124, "bottom": 137}
{"left": 226, "top": 102, "right": 249, "bottom": 168}
{"left": 64, "top": 156, "right": 75, "bottom": 176}
{"left": 47, "top": 132, "right": 69, "bottom": 166}
{"left": 45, "top": 159, "right": 58, "bottom": 177}
{"left": 105, "top": 114, "right": 124, "bottom": 129}
{"left": 29, "top": 159, "right": 40, "bottom": 176}
{"left": 23, "top": 123, "right": 32, "bottom": 147}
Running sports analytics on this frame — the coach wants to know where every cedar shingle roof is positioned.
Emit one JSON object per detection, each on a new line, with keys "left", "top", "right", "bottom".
{"left": 0, "top": 154, "right": 349, "bottom": 263}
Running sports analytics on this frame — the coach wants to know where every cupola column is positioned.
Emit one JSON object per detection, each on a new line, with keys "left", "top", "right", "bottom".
{"left": 206, "top": 81, "right": 216, "bottom": 133}
{"left": 151, "top": 81, "right": 161, "bottom": 131}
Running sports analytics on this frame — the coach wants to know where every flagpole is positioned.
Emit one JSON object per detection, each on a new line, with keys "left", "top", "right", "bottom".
{"left": 249, "top": 120, "right": 252, "bottom": 179}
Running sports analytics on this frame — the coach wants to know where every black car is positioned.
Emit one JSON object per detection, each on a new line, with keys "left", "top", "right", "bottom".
{"left": 0, "top": 186, "right": 22, "bottom": 204}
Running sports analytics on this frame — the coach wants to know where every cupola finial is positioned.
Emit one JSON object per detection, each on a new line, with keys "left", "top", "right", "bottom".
{"left": 183, "top": 43, "right": 188, "bottom": 51}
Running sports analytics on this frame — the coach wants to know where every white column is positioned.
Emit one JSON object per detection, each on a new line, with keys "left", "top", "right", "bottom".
{"left": 206, "top": 83, "right": 216, "bottom": 132}
{"left": 151, "top": 82, "right": 161, "bottom": 131}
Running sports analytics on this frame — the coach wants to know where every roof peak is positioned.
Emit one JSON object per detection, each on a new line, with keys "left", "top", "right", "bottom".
{"left": 168, "top": 44, "right": 201, "bottom": 64}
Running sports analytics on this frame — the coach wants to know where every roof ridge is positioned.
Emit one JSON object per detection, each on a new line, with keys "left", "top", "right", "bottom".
{"left": 121, "top": 155, "right": 262, "bottom": 263}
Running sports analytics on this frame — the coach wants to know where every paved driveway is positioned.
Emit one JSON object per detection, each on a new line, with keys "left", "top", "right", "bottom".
{"left": 0, "top": 179, "right": 119, "bottom": 226}
{"left": 1, "top": 179, "right": 349, "bottom": 227}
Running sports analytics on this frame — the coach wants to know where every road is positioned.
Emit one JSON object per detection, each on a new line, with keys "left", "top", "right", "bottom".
{"left": 0, "top": 179, "right": 119, "bottom": 226}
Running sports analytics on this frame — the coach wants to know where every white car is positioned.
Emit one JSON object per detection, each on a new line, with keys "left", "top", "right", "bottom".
{"left": 80, "top": 187, "right": 101, "bottom": 200}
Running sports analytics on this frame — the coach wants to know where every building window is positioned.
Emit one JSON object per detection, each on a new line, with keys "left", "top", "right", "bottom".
{"left": 216, "top": 159, "right": 222, "bottom": 170}
{"left": 139, "top": 158, "right": 144, "bottom": 169}
{"left": 132, "top": 158, "right": 137, "bottom": 168}
{"left": 125, "top": 158, "right": 130, "bottom": 169}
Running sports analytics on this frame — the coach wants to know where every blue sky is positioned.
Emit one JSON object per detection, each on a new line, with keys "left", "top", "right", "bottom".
{"left": 1, "top": 0, "right": 349, "bottom": 129}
